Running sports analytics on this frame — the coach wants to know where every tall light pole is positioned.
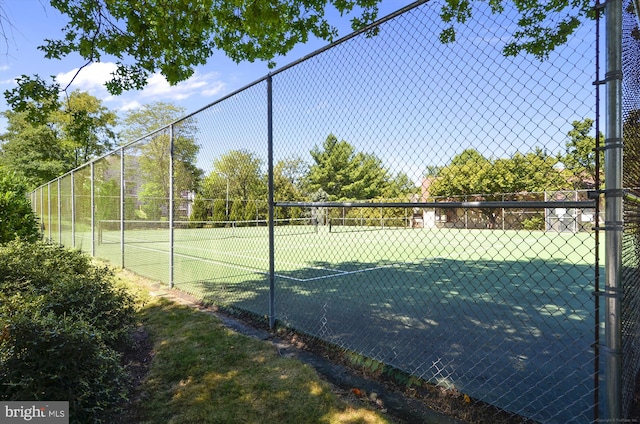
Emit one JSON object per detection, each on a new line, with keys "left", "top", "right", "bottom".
{"left": 225, "top": 177, "right": 229, "bottom": 218}
{"left": 218, "top": 171, "right": 229, "bottom": 218}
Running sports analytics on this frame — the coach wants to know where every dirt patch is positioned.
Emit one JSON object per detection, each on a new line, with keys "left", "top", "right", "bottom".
{"left": 110, "top": 324, "right": 154, "bottom": 424}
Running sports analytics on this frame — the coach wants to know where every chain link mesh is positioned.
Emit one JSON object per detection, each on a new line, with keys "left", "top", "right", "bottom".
{"left": 621, "top": 0, "right": 640, "bottom": 418}
{"left": 73, "top": 165, "right": 92, "bottom": 251}
{"left": 58, "top": 174, "right": 73, "bottom": 248}
{"left": 48, "top": 181, "right": 59, "bottom": 244}
{"left": 26, "top": 1, "right": 625, "bottom": 422}
{"left": 269, "top": 3, "right": 596, "bottom": 422}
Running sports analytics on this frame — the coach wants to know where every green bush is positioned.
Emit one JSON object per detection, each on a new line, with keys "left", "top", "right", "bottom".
{"left": 0, "top": 170, "right": 40, "bottom": 244}
{"left": 212, "top": 199, "right": 227, "bottom": 225}
{"left": 0, "top": 239, "right": 98, "bottom": 294}
{"left": 0, "top": 240, "right": 136, "bottom": 422}
{"left": 0, "top": 306, "right": 128, "bottom": 423}
{"left": 522, "top": 216, "right": 545, "bottom": 231}
{"left": 0, "top": 240, "right": 136, "bottom": 349}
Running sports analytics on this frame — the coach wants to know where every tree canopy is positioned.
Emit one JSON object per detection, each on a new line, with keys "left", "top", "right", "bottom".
{"left": 1, "top": 0, "right": 596, "bottom": 106}
{"left": 0, "top": 90, "right": 117, "bottom": 187}
{"left": 192, "top": 149, "right": 266, "bottom": 222}
{"left": 561, "top": 118, "right": 604, "bottom": 188}
{"left": 0, "top": 170, "right": 41, "bottom": 243}
{"left": 305, "top": 134, "right": 396, "bottom": 200}
{"left": 120, "top": 102, "right": 202, "bottom": 219}
{"left": 428, "top": 148, "right": 568, "bottom": 199}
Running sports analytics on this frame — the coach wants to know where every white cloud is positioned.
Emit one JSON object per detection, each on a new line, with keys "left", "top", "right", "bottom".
{"left": 141, "top": 71, "right": 225, "bottom": 101}
{"left": 54, "top": 62, "right": 227, "bottom": 112}
{"left": 120, "top": 100, "right": 142, "bottom": 111}
{"left": 55, "top": 62, "right": 117, "bottom": 92}
{"left": 202, "top": 81, "right": 225, "bottom": 97}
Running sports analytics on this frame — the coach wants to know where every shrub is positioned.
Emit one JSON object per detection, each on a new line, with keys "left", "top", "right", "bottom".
{"left": 522, "top": 216, "right": 545, "bottom": 231}
{"left": 0, "top": 240, "right": 137, "bottom": 422}
{"left": 0, "top": 306, "right": 128, "bottom": 423}
{"left": 0, "top": 240, "right": 136, "bottom": 349}
{"left": 0, "top": 170, "right": 40, "bottom": 244}
{"left": 0, "top": 239, "right": 98, "bottom": 294}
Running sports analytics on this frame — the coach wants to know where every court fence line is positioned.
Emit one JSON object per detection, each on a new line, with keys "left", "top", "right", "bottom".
{"left": 25, "top": 0, "right": 640, "bottom": 422}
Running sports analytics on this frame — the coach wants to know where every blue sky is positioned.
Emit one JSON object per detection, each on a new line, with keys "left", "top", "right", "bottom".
{"left": 0, "top": 1, "right": 598, "bottom": 186}
{"left": 0, "top": 0, "right": 414, "bottom": 131}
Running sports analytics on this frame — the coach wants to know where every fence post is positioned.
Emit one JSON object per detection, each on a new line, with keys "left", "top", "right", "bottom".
{"left": 48, "top": 182, "right": 52, "bottom": 241}
{"left": 120, "top": 148, "right": 125, "bottom": 269}
{"left": 71, "top": 171, "right": 76, "bottom": 249}
{"left": 169, "top": 125, "right": 175, "bottom": 289}
{"left": 91, "top": 162, "right": 95, "bottom": 257}
{"left": 57, "top": 178, "right": 61, "bottom": 245}
{"left": 267, "top": 74, "right": 276, "bottom": 329}
{"left": 604, "top": 0, "right": 624, "bottom": 418}
{"left": 39, "top": 185, "right": 44, "bottom": 236}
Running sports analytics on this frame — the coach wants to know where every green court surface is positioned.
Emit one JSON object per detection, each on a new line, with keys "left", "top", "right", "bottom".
{"left": 89, "top": 225, "right": 598, "bottom": 423}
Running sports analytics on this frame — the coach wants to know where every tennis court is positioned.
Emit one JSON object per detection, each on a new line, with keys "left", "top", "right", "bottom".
{"left": 92, "top": 221, "right": 597, "bottom": 423}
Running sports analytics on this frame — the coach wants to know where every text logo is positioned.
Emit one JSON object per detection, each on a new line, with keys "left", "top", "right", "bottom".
{"left": 0, "top": 402, "right": 68, "bottom": 423}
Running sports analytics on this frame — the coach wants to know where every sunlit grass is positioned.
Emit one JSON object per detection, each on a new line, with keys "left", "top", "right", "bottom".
{"left": 119, "top": 273, "right": 394, "bottom": 424}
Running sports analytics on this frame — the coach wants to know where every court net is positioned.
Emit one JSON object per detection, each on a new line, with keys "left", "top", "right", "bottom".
{"left": 98, "top": 218, "right": 317, "bottom": 244}
{"left": 328, "top": 216, "right": 411, "bottom": 233}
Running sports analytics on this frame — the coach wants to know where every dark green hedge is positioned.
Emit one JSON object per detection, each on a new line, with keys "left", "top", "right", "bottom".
{"left": 0, "top": 240, "right": 137, "bottom": 423}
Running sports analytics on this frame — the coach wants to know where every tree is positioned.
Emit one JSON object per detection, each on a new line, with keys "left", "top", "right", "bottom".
{"left": 34, "top": 1, "right": 381, "bottom": 95}
{"left": 0, "top": 110, "right": 69, "bottom": 187}
{"left": 427, "top": 149, "right": 489, "bottom": 198}
{"left": 274, "top": 157, "right": 307, "bottom": 220}
{"left": 213, "top": 150, "right": 266, "bottom": 202}
{"left": 0, "top": 91, "right": 117, "bottom": 187}
{"left": 3, "top": 0, "right": 593, "bottom": 104}
{"left": 3, "top": 75, "right": 61, "bottom": 125}
{"left": 424, "top": 165, "right": 443, "bottom": 178}
{"left": 439, "top": 0, "right": 593, "bottom": 59}
{"left": 56, "top": 90, "right": 118, "bottom": 168}
{"left": 0, "top": 170, "right": 40, "bottom": 243}
{"left": 383, "top": 172, "right": 417, "bottom": 199}
{"left": 561, "top": 118, "right": 604, "bottom": 188}
{"left": 305, "top": 134, "right": 391, "bottom": 200}
{"left": 120, "top": 102, "right": 186, "bottom": 142}
{"left": 428, "top": 148, "right": 567, "bottom": 227}
{"left": 192, "top": 150, "right": 266, "bottom": 221}
{"left": 120, "top": 102, "right": 202, "bottom": 219}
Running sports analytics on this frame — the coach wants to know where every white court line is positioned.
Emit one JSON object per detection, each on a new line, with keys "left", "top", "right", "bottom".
{"left": 172, "top": 242, "right": 343, "bottom": 273}
{"left": 124, "top": 242, "right": 342, "bottom": 280}
{"left": 124, "top": 243, "right": 443, "bottom": 283}
{"left": 284, "top": 257, "right": 445, "bottom": 282}
{"left": 125, "top": 243, "right": 270, "bottom": 276}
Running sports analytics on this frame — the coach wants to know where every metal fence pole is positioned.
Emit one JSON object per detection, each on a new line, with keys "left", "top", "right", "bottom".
{"left": 90, "top": 162, "right": 95, "bottom": 257}
{"left": 594, "top": 1, "right": 603, "bottom": 418}
{"left": 39, "top": 185, "right": 43, "bottom": 236}
{"left": 267, "top": 74, "right": 276, "bottom": 329}
{"left": 120, "top": 149, "right": 125, "bottom": 269}
{"left": 48, "top": 182, "right": 52, "bottom": 241}
{"left": 71, "top": 171, "right": 75, "bottom": 249}
{"left": 604, "top": 0, "right": 624, "bottom": 418}
{"left": 57, "top": 178, "right": 61, "bottom": 245}
{"left": 169, "top": 125, "right": 175, "bottom": 289}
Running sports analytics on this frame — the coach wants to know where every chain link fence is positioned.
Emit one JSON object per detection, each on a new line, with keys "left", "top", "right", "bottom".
{"left": 28, "top": 0, "right": 640, "bottom": 422}
{"left": 621, "top": 0, "right": 640, "bottom": 419}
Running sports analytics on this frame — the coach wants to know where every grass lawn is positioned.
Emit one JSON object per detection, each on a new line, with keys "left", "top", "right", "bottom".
{"left": 115, "top": 270, "right": 397, "bottom": 424}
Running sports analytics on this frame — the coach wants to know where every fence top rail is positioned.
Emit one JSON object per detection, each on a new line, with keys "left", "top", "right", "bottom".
{"left": 276, "top": 200, "right": 598, "bottom": 209}
{"left": 27, "top": 1, "right": 430, "bottom": 180}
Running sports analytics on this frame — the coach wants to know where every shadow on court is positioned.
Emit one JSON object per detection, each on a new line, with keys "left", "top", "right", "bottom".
{"left": 177, "top": 256, "right": 597, "bottom": 424}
